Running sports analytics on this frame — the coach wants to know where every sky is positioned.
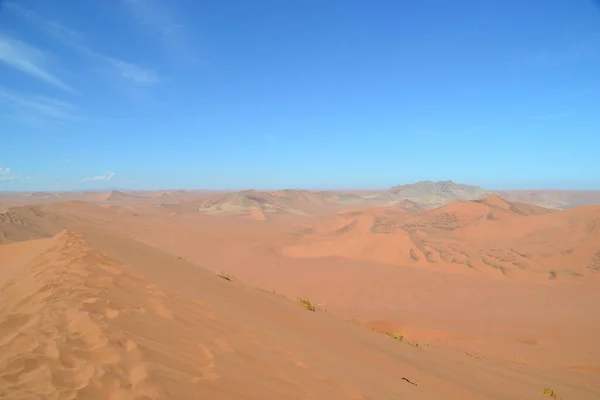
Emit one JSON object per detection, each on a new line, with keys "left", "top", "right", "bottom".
{"left": 1, "top": 0, "right": 599, "bottom": 191}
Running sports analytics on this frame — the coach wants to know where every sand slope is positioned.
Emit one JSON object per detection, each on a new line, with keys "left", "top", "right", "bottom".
{"left": 284, "top": 196, "right": 600, "bottom": 279}
{"left": 0, "top": 206, "right": 66, "bottom": 244}
{"left": 2, "top": 197, "right": 600, "bottom": 399}
{"left": 3, "top": 228, "right": 599, "bottom": 399}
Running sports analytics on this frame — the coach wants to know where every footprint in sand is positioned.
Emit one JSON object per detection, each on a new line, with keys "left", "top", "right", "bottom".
{"left": 144, "top": 282, "right": 167, "bottom": 298}
{"left": 65, "top": 309, "right": 105, "bottom": 347}
{"left": 104, "top": 308, "right": 120, "bottom": 319}
{"left": 123, "top": 339, "right": 140, "bottom": 354}
{"left": 128, "top": 306, "right": 147, "bottom": 315}
{"left": 190, "top": 346, "right": 220, "bottom": 381}
{"left": 145, "top": 282, "right": 162, "bottom": 292}
{"left": 128, "top": 363, "right": 161, "bottom": 397}
{"left": 148, "top": 298, "right": 173, "bottom": 319}
{"left": 213, "top": 338, "right": 234, "bottom": 353}
{"left": 40, "top": 339, "right": 60, "bottom": 359}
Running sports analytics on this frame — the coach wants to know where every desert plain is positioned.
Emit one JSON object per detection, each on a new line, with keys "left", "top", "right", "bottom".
{"left": 1, "top": 181, "right": 599, "bottom": 399}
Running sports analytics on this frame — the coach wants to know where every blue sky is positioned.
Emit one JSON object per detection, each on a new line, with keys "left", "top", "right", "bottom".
{"left": 1, "top": 0, "right": 599, "bottom": 191}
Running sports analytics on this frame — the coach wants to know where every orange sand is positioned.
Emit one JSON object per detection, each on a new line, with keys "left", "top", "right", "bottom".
{"left": 1, "top": 192, "right": 599, "bottom": 399}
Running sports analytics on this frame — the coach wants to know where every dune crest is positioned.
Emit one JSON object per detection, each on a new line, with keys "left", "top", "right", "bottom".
{"left": 0, "top": 231, "right": 163, "bottom": 399}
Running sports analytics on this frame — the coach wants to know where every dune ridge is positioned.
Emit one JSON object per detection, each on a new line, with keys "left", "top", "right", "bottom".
{"left": 284, "top": 197, "right": 600, "bottom": 279}
{"left": 0, "top": 231, "right": 164, "bottom": 399}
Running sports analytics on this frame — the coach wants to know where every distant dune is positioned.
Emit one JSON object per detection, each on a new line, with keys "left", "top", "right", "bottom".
{"left": 0, "top": 190, "right": 222, "bottom": 210}
{"left": 101, "top": 190, "right": 149, "bottom": 202}
{"left": 81, "top": 191, "right": 112, "bottom": 202}
{"left": 284, "top": 196, "right": 600, "bottom": 279}
{"left": 172, "top": 189, "right": 370, "bottom": 218}
{"left": 0, "top": 206, "right": 65, "bottom": 244}
{"left": 496, "top": 189, "right": 600, "bottom": 209}
{"left": 2, "top": 182, "right": 600, "bottom": 211}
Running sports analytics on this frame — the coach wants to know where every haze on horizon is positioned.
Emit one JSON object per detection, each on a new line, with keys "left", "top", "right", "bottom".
{"left": 1, "top": 0, "right": 599, "bottom": 191}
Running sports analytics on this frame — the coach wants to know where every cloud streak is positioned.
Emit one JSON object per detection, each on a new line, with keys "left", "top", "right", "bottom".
{"left": 6, "top": 2, "right": 159, "bottom": 86}
{"left": 106, "top": 58, "right": 158, "bottom": 85}
{"left": 122, "top": 0, "right": 198, "bottom": 65}
{"left": 0, "top": 35, "right": 75, "bottom": 93}
{"left": 0, "top": 167, "right": 34, "bottom": 183}
{"left": 0, "top": 88, "right": 77, "bottom": 122}
{"left": 83, "top": 171, "right": 116, "bottom": 182}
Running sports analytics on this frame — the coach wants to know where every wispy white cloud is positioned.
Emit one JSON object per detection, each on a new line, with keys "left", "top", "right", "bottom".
{"left": 106, "top": 58, "right": 158, "bottom": 85}
{"left": 6, "top": 2, "right": 159, "bottom": 86}
{"left": 122, "top": 0, "right": 198, "bottom": 65}
{"left": 0, "top": 167, "right": 13, "bottom": 182}
{"left": 0, "top": 88, "right": 77, "bottom": 121}
{"left": 0, "top": 35, "right": 76, "bottom": 93}
{"left": 0, "top": 167, "right": 34, "bottom": 183}
{"left": 122, "top": 0, "right": 184, "bottom": 35}
{"left": 83, "top": 171, "right": 116, "bottom": 182}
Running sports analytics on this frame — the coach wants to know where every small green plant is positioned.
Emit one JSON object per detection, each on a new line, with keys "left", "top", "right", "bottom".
{"left": 216, "top": 271, "right": 234, "bottom": 281}
{"left": 298, "top": 297, "right": 316, "bottom": 312}
{"left": 541, "top": 388, "right": 556, "bottom": 398}
{"left": 385, "top": 332, "right": 404, "bottom": 341}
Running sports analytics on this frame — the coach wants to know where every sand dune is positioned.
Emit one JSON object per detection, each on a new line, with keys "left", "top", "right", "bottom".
{"left": 498, "top": 189, "right": 600, "bottom": 209}
{"left": 6, "top": 229, "right": 596, "bottom": 399}
{"left": 1, "top": 194, "right": 600, "bottom": 398}
{"left": 176, "top": 189, "right": 376, "bottom": 218}
{"left": 0, "top": 206, "right": 66, "bottom": 244}
{"left": 180, "top": 190, "right": 308, "bottom": 217}
{"left": 0, "top": 190, "right": 223, "bottom": 211}
{"left": 284, "top": 196, "right": 600, "bottom": 279}
{"left": 101, "top": 190, "right": 147, "bottom": 202}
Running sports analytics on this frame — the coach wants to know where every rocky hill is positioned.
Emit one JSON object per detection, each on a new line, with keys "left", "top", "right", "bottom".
{"left": 377, "top": 180, "right": 490, "bottom": 208}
